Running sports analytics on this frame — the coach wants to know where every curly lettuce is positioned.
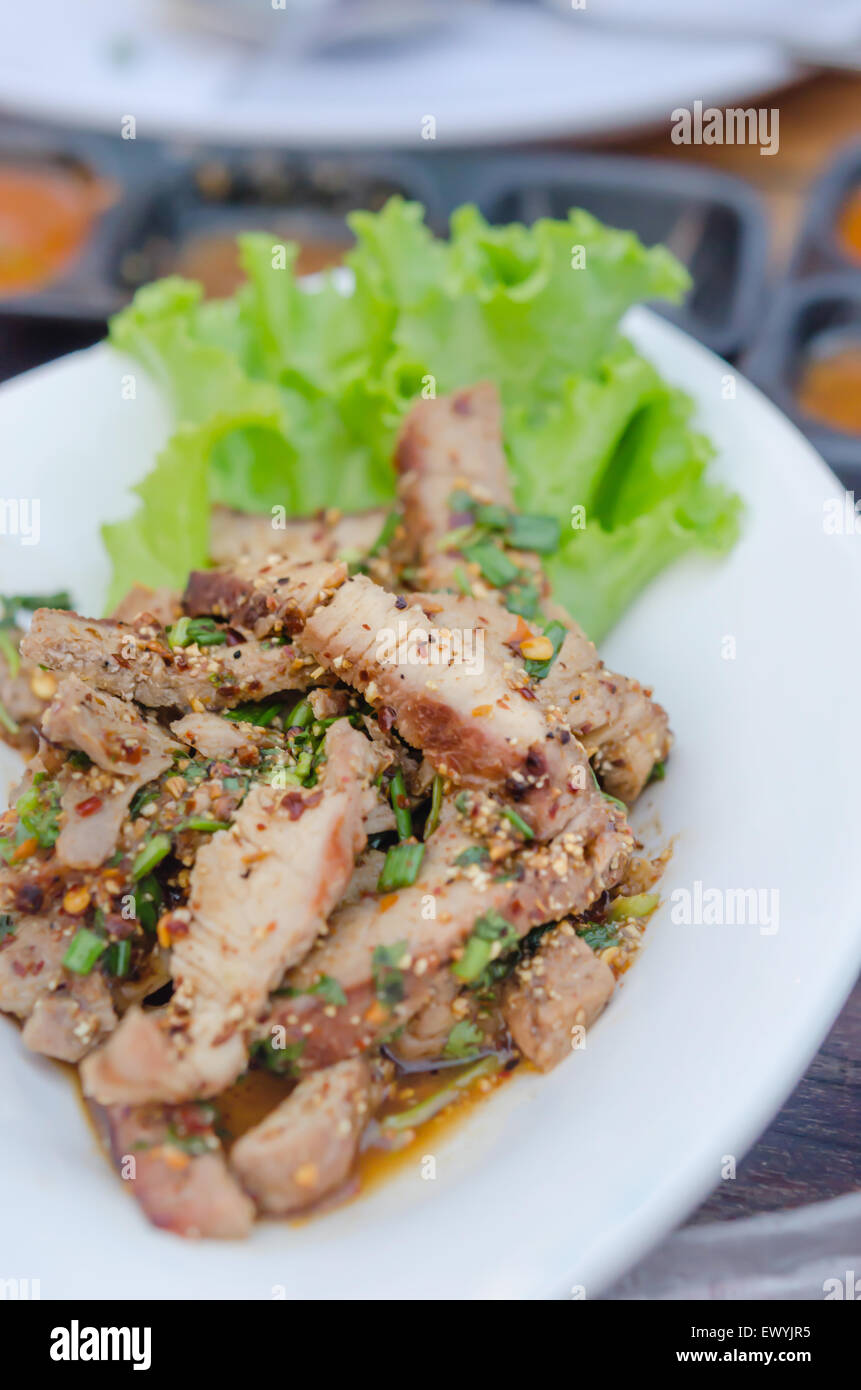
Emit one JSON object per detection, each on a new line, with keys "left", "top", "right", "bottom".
{"left": 104, "top": 199, "right": 741, "bottom": 637}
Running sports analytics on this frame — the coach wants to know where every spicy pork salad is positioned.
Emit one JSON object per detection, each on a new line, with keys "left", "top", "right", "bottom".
{"left": 0, "top": 202, "right": 740, "bottom": 1238}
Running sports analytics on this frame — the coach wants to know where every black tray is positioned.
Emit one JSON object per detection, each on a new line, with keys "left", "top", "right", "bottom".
{"left": 742, "top": 273, "right": 861, "bottom": 487}
{"left": 0, "top": 124, "right": 768, "bottom": 363}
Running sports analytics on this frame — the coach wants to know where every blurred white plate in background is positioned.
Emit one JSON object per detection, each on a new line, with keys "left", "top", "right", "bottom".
{"left": 0, "top": 0, "right": 798, "bottom": 146}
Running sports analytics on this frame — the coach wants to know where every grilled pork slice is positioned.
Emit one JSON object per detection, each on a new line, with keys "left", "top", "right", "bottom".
{"left": 105, "top": 1103, "right": 254, "bottom": 1239}
{"left": 183, "top": 556, "right": 346, "bottom": 641}
{"left": 170, "top": 711, "right": 278, "bottom": 763}
{"left": 0, "top": 916, "right": 116, "bottom": 1061}
{"left": 111, "top": 585, "right": 180, "bottom": 627}
{"left": 501, "top": 923, "right": 615, "bottom": 1071}
{"left": 412, "top": 593, "right": 670, "bottom": 804}
{"left": 42, "top": 675, "right": 181, "bottom": 870}
{"left": 21, "top": 608, "right": 309, "bottom": 711}
{"left": 81, "top": 720, "right": 381, "bottom": 1105}
{"left": 210, "top": 505, "right": 388, "bottom": 567}
{"left": 300, "top": 574, "right": 602, "bottom": 840}
{"left": 393, "top": 971, "right": 466, "bottom": 1065}
{"left": 395, "top": 382, "right": 531, "bottom": 591}
{"left": 231, "top": 1058, "right": 376, "bottom": 1215}
{"left": 262, "top": 798, "right": 631, "bottom": 1070}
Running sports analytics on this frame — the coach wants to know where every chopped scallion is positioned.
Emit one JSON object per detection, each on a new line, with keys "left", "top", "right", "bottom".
{"left": 63, "top": 928, "right": 107, "bottom": 976}
{"left": 377, "top": 841, "right": 425, "bottom": 892}
{"left": 461, "top": 539, "right": 520, "bottom": 589}
{"left": 389, "top": 769, "right": 412, "bottom": 839}
{"left": 424, "top": 774, "right": 444, "bottom": 839}
{"left": 506, "top": 513, "right": 561, "bottom": 554}
{"left": 131, "top": 833, "right": 171, "bottom": 880}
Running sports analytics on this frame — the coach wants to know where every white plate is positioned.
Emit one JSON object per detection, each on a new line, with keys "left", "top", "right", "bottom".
{"left": 0, "top": 0, "right": 796, "bottom": 146}
{"left": 0, "top": 310, "right": 859, "bottom": 1300}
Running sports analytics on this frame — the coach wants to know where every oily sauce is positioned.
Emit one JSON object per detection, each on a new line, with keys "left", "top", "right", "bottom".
{"left": 836, "top": 185, "right": 861, "bottom": 265}
{"left": 796, "top": 342, "right": 861, "bottom": 435}
{"left": 0, "top": 163, "right": 112, "bottom": 296}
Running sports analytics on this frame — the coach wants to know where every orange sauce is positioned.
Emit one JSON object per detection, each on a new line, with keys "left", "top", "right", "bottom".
{"left": 836, "top": 185, "right": 861, "bottom": 264}
{"left": 355, "top": 1060, "right": 515, "bottom": 1199}
{"left": 0, "top": 164, "right": 112, "bottom": 296}
{"left": 796, "top": 343, "right": 861, "bottom": 435}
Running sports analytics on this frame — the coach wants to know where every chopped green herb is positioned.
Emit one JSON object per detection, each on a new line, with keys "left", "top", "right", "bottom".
{"left": 167, "top": 616, "right": 227, "bottom": 648}
{"left": 452, "top": 910, "right": 518, "bottom": 984}
{"left": 250, "top": 1036, "right": 305, "bottom": 1077}
{"left": 0, "top": 913, "right": 16, "bottom": 942}
{"left": 506, "top": 513, "right": 561, "bottom": 554}
{"left": 461, "top": 538, "right": 520, "bottom": 589}
{"left": 224, "top": 700, "right": 283, "bottom": 727}
{"left": 179, "top": 817, "right": 231, "bottom": 833}
{"left": 504, "top": 581, "right": 541, "bottom": 621}
{"left": 131, "top": 833, "right": 171, "bottom": 880}
{"left": 501, "top": 806, "right": 534, "bottom": 840}
{"left": 106, "top": 938, "right": 131, "bottom": 977}
{"left": 128, "top": 783, "right": 158, "bottom": 820}
{"left": 16, "top": 776, "right": 61, "bottom": 849}
{"left": 285, "top": 697, "right": 313, "bottom": 729}
{"left": 424, "top": 774, "right": 444, "bottom": 839}
{"left": 63, "top": 928, "right": 107, "bottom": 976}
{"left": 389, "top": 769, "right": 412, "bottom": 840}
{"left": 307, "top": 975, "right": 347, "bottom": 1008}
{"left": 455, "top": 844, "right": 490, "bottom": 869}
{"left": 372, "top": 940, "right": 408, "bottom": 1008}
{"left": 437, "top": 523, "right": 477, "bottom": 554}
{"left": 377, "top": 841, "right": 425, "bottom": 892}
{"left": 447, "top": 488, "right": 476, "bottom": 514}
{"left": 576, "top": 921, "right": 620, "bottom": 953}
{"left": 524, "top": 620, "right": 567, "bottom": 680}
{"left": 474, "top": 503, "right": 510, "bottom": 531}
{"left": 166, "top": 615, "right": 190, "bottom": 648}
{"left": 135, "top": 874, "right": 162, "bottom": 933}
{"left": 443, "top": 1019, "right": 484, "bottom": 1060}
{"left": 452, "top": 565, "right": 473, "bottom": 596}
{"left": 648, "top": 760, "right": 666, "bottom": 783}
{"left": 367, "top": 510, "right": 400, "bottom": 557}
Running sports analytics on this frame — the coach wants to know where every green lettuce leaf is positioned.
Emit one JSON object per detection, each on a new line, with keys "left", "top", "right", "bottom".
{"left": 104, "top": 198, "right": 740, "bottom": 637}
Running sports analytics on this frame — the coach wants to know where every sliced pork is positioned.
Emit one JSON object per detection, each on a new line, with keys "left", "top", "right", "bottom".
{"left": 21, "top": 608, "right": 310, "bottom": 711}
{"left": 183, "top": 555, "right": 346, "bottom": 641}
{"left": 300, "top": 575, "right": 607, "bottom": 841}
{"left": 111, "top": 585, "right": 181, "bottom": 628}
{"left": 261, "top": 796, "right": 631, "bottom": 1070}
{"left": 105, "top": 1103, "right": 254, "bottom": 1239}
{"left": 209, "top": 505, "right": 388, "bottom": 567}
{"left": 42, "top": 676, "right": 181, "bottom": 871}
{"left": 230, "top": 1058, "right": 376, "bottom": 1215}
{"left": 0, "top": 916, "right": 116, "bottom": 1061}
{"left": 394, "top": 382, "right": 530, "bottom": 591}
{"left": 411, "top": 592, "right": 670, "bottom": 803}
{"left": 81, "top": 719, "right": 382, "bottom": 1105}
{"left": 501, "top": 922, "right": 615, "bottom": 1071}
